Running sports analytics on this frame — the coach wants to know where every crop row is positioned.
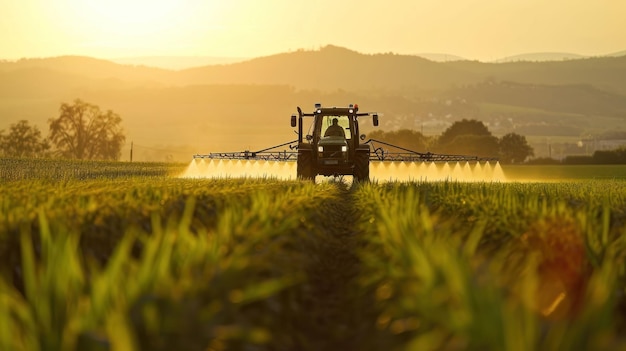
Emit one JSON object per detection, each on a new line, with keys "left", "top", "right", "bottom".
{"left": 353, "top": 181, "right": 626, "bottom": 350}
{"left": 1, "top": 176, "right": 342, "bottom": 350}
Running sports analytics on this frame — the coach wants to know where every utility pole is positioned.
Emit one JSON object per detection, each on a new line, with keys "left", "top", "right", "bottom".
{"left": 546, "top": 138, "right": 551, "bottom": 159}
{"left": 130, "top": 141, "right": 133, "bottom": 162}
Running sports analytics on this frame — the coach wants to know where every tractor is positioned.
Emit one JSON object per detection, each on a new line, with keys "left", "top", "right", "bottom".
{"left": 290, "top": 103, "right": 378, "bottom": 181}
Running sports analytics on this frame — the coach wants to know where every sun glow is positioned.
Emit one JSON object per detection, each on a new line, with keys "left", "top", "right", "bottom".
{"left": 84, "top": 0, "right": 179, "bottom": 27}
{"left": 59, "top": 0, "right": 225, "bottom": 56}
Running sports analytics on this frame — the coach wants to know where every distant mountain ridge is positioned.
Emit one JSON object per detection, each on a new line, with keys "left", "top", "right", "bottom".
{"left": 608, "top": 50, "right": 626, "bottom": 57}
{"left": 4, "top": 46, "right": 624, "bottom": 69}
{"left": 107, "top": 50, "right": 626, "bottom": 68}
{"left": 111, "top": 56, "right": 250, "bottom": 70}
{"left": 494, "top": 52, "right": 587, "bottom": 63}
{"left": 495, "top": 50, "right": 626, "bottom": 63}
{"left": 413, "top": 53, "right": 468, "bottom": 62}
{"left": 2, "top": 45, "right": 626, "bottom": 94}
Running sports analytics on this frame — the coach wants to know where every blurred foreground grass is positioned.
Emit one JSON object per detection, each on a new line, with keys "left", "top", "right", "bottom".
{"left": 1, "top": 158, "right": 625, "bottom": 350}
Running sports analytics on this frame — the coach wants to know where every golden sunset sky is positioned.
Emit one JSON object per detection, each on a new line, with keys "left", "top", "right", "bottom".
{"left": 1, "top": 0, "right": 624, "bottom": 61}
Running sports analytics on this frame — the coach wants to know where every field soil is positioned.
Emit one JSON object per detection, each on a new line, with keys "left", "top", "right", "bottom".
{"left": 287, "top": 184, "right": 380, "bottom": 350}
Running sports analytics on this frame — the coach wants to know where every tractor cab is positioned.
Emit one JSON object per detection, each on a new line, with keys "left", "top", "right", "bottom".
{"left": 316, "top": 115, "right": 352, "bottom": 166}
{"left": 320, "top": 115, "right": 350, "bottom": 139}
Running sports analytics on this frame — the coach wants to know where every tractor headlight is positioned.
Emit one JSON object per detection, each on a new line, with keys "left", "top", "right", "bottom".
{"left": 318, "top": 146, "right": 324, "bottom": 153}
{"left": 341, "top": 146, "right": 347, "bottom": 152}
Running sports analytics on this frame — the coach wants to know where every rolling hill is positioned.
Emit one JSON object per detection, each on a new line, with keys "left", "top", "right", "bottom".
{"left": 494, "top": 52, "right": 587, "bottom": 63}
{"left": 1, "top": 45, "right": 625, "bottom": 161}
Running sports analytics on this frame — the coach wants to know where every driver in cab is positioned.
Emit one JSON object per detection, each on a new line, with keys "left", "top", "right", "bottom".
{"left": 324, "top": 118, "right": 345, "bottom": 138}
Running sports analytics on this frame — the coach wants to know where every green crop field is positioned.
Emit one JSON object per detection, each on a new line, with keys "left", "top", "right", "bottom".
{"left": 1, "top": 158, "right": 625, "bottom": 350}
{"left": 503, "top": 165, "right": 626, "bottom": 181}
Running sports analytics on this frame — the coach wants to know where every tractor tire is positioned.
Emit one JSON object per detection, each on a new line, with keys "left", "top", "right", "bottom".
{"left": 297, "top": 150, "right": 315, "bottom": 181}
{"left": 353, "top": 151, "right": 370, "bottom": 182}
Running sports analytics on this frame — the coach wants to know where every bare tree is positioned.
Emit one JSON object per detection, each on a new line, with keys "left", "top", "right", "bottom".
{"left": 48, "top": 99, "right": 125, "bottom": 160}
{"left": 0, "top": 120, "right": 50, "bottom": 157}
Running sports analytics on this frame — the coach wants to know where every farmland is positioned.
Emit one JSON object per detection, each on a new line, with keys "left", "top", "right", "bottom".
{"left": 1, "top": 158, "right": 626, "bottom": 350}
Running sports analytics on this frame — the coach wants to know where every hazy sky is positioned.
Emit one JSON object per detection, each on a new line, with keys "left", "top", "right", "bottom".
{"left": 1, "top": 0, "right": 624, "bottom": 61}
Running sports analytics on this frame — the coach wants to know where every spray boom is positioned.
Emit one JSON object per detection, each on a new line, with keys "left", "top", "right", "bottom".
{"left": 190, "top": 104, "right": 500, "bottom": 182}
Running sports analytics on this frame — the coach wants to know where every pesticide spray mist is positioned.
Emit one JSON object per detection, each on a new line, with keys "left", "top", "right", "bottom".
{"left": 181, "top": 159, "right": 506, "bottom": 182}
{"left": 182, "top": 159, "right": 297, "bottom": 180}
{"left": 369, "top": 161, "right": 506, "bottom": 182}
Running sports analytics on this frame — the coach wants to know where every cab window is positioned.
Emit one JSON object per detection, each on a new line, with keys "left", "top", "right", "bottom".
{"left": 321, "top": 116, "right": 350, "bottom": 139}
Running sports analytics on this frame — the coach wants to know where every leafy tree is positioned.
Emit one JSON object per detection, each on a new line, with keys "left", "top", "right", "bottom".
{"left": 443, "top": 134, "right": 500, "bottom": 157}
{"left": 48, "top": 99, "right": 125, "bottom": 160}
{"left": 499, "top": 133, "right": 534, "bottom": 164}
{"left": 435, "top": 119, "right": 498, "bottom": 156}
{"left": 0, "top": 120, "right": 50, "bottom": 157}
{"left": 592, "top": 148, "right": 626, "bottom": 164}
{"left": 437, "top": 119, "right": 492, "bottom": 146}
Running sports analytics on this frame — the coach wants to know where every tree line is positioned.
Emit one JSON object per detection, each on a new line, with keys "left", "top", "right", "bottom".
{"left": 3, "top": 104, "right": 536, "bottom": 163}
{"left": 0, "top": 99, "right": 125, "bottom": 160}
{"left": 559, "top": 149, "right": 626, "bottom": 165}
{"left": 6, "top": 100, "right": 620, "bottom": 165}
{"left": 368, "top": 119, "right": 535, "bottom": 164}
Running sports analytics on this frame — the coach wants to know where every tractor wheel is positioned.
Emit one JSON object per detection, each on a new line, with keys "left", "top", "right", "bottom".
{"left": 297, "top": 151, "right": 315, "bottom": 181}
{"left": 354, "top": 151, "right": 370, "bottom": 182}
